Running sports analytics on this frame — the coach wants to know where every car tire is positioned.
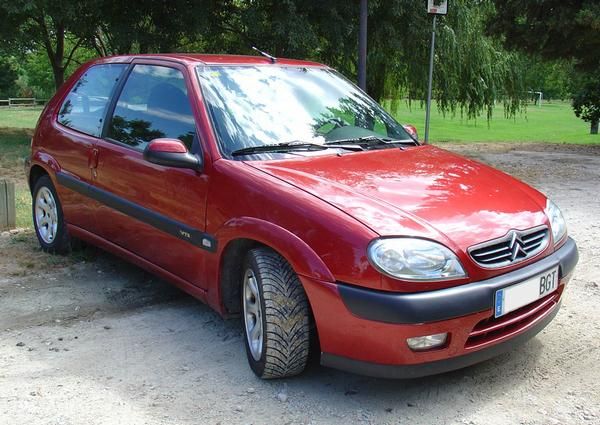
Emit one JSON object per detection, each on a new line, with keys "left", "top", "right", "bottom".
{"left": 32, "top": 175, "right": 71, "bottom": 254}
{"left": 241, "top": 247, "right": 311, "bottom": 379}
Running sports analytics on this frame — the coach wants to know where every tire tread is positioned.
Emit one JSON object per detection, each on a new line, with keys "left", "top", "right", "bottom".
{"left": 244, "top": 247, "right": 311, "bottom": 379}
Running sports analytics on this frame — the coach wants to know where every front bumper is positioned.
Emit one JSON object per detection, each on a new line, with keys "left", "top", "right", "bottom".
{"left": 301, "top": 237, "right": 578, "bottom": 378}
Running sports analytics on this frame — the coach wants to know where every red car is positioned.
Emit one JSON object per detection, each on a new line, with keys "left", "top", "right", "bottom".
{"left": 27, "top": 54, "right": 578, "bottom": 379}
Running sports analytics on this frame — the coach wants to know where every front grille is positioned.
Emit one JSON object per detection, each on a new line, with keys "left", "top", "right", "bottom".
{"left": 468, "top": 226, "right": 549, "bottom": 268}
{"left": 465, "top": 289, "right": 561, "bottom": 350}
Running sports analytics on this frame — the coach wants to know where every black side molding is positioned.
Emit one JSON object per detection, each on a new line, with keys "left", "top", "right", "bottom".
{"left": 338, "top": 238, "right": 578, "bottom": 324}
{"left": 321, "top": 300, "right": 561, "bottom": 379}
{"left": 56, "top": 172, "right": 217, "bottom": 252}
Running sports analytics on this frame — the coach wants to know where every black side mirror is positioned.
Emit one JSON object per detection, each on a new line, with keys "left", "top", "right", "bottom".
{"left": 144, "top": 139, "right": 202, "bottom": 171}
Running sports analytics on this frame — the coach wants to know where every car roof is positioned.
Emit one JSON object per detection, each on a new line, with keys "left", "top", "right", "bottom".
{"left": 93, "top": 53, "right": 328, "bottom": 68}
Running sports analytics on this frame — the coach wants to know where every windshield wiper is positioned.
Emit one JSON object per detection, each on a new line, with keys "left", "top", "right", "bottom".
{"left": 324, "top": 135, "right": 417, "bottom": 147}
{"left": 231, "top": 142, "right": 327, "bottom": 156}
{"left": 231, "top": 141, "right": 362, "bottom": 156}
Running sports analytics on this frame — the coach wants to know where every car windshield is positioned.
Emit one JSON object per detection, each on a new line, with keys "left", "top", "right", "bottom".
{"left": 196, "top": 65, "right": 413, "bottom": 158}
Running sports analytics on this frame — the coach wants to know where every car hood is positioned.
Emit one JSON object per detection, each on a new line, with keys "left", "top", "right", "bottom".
{"left": 247, "top": 145, "right": 549, "bottom": 252}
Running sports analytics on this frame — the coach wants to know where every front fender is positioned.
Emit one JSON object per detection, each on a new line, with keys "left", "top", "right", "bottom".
{"left": 215, "top": 216, "right": 335, "bottom": 283}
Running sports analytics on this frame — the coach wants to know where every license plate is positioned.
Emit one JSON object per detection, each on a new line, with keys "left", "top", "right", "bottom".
{"left": 494, "top": 266, "right": 559, "bottom": 318}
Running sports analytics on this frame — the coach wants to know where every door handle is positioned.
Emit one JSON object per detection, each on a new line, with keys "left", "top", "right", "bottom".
{"left": 89, "top": 148, "right": 99, "bottom": 169}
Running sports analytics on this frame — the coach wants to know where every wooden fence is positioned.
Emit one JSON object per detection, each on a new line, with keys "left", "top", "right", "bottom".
{"left": 0, "top": 98, "right": 47, "bottom": 107}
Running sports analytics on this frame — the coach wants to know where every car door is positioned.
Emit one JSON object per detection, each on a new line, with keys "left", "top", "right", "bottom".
{"left": 91, "top": 61, "right": 212, "bottom": 288}
{"left": 51, "top": 64, "right": 127, "bottom": 232}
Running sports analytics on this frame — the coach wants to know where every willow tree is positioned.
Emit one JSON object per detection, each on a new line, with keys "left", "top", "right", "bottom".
{"left": 208, "top": 0, "right": 525, "bottom": 121}
{"left": 364, "top": 0, "right": 525, "bottom": 120}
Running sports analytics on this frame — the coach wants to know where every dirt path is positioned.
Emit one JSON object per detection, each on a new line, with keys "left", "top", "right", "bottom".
{"left": 1, "top": 143, "right": 599, "bottom": 425}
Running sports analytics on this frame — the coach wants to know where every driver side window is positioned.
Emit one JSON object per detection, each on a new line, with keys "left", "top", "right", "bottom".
{"left": 57, "top": 64, "right": 126, "bottom": 137}
{"left": 107, "top": 65, "right": 196, "bottom": 151}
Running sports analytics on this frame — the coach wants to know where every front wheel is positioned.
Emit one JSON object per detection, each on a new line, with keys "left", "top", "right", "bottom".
{"left": 32, "top": 175, "right": 71, "bottom": 254}
{"left": 242, "top": 247, "right": 311, "bottom": 379}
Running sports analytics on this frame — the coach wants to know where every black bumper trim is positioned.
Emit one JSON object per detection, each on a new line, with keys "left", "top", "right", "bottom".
{"left": 321, "top": 300, "right": 560, "bottom": 379}
{"left": 338, "top": 237, "right": 577, "bottom": 324}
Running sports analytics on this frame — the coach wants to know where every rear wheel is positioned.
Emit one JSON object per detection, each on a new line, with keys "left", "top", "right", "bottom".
{"left": 32, "top": 175, "right": 71, "bottom": 254}
{"left": 242, "top": 247, "right": 311, "bottom": 379}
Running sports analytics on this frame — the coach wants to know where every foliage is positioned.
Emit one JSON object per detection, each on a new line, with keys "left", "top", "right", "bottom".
{"left": 520, "top": 57, "right": 574, "bottom": 101}
{"left": 204, "top": 0, "right": 527, "bottom": 120}
{"left": 429, "top": 1, "right": 525, "bottom": 120}
{"left": 90, "top": 0, "right": 217, "bottom": 55}
{"left": 489, "top": 0, "right": 599, "bottom": 134}
{"left": 0, "top": 57, "right": 19, "bottom": 98}
{"left": 572, "top": 73, "right": 600, "bottom": 134}
{"left": 19, "top": 43, "right": 96, "bottom": 99}
{"left": 0, "top": 0, "right": 563, "bottom": 124}
{"left": 489, "top": 0, "right": 600, "bottom": 72}
{"left": 0, "top": 0, "right": 99, "bottom": 88}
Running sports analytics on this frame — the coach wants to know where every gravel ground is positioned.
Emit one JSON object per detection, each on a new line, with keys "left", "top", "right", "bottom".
{"left": 1, "top": 143, "right": 599, "bottom": 425}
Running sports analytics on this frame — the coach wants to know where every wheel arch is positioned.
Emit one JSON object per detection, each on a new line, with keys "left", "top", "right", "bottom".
{"left": 213, "top": 217, "right": 335, "bottom": 317}
{"left": 28, "top": 152, "right": 61, "bottom": 192}
{"left": 28, "top": 164, "right": 49, "bottom": 192}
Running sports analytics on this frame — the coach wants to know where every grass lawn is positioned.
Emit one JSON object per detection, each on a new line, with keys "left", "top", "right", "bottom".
{"left": 0, "top": 127, "right": 34, "bottom": 229}
{"left": 388, "top": 100, "right": 599, "bottom": 144}
{"left": 0, "top": 101, "right": 598, "bottom": 144}
{"left": 0, "top": 107, "right": 43, "bottom": 229}
{"left": 0, "top": 107, "right": 43, "bottom": 129}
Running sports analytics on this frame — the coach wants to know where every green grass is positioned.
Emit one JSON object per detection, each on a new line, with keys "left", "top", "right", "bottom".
{"left": 0, "top": 127, "right": 34, "bottom": 229}
{"left": 15, "top": 187, "right": 32, "bottom": 228}
{"left": 0, "top": 128, "right": 32, "bottom": 166}
{"left": 0, "top": 101, "right": 598, "bottom": 144}
{"left": 387, "top": 101, "right": 599, "bottom": 144}
{"left": 0, "top": 107, "right": 43, "bottom": 129}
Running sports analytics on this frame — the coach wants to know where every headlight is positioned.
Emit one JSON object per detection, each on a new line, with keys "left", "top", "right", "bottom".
{"left": 546, "top": 199, "right": 567, "bottom": 243}
{"left": 368, "top": 238, "right": 466, "bottom": 281}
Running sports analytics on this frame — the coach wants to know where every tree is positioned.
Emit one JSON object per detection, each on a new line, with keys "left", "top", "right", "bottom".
{"left": 206, "top": 0, "right": 527, "bottom": 120}
{"left": 1, "top": 0, "right": 529, "bottom": 123}
{"left": 489, "top": 0, "right": 600, "bottom": 72}
{"left": 18, "top": 43, "right": 96, "bottom": 99}
{"left": 0, "top": 0, "right": 99, "bottom": 89}
{"left": 90, "top": 0, "right": 220, "bottom": 55}
{"left": 572, "top": 73, "right": 600, "bottom": 134}
{"left": 0, "top": 57, "right": 19, "bottom": 98}
{"left": 521, "top": 57, "right": 573, "bottom": 100}
{"left": 489, "top": 0, "right": 600, "bottom": 134}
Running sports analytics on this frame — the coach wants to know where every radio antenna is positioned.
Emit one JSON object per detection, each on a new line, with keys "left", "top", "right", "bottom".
{"left": 251, "top": 46, "right": 277, "bottom": 64}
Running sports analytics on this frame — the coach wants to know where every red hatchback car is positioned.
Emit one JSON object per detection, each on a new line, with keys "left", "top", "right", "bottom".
{"left": 27, "top": 54, "right": 578, "bottom": 379}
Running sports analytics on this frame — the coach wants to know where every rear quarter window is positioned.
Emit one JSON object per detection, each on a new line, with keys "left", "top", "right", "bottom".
{"left": 57, "top": 64, "right": 126, "bottom": 137}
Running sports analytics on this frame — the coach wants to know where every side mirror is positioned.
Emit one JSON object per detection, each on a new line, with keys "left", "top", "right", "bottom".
{"left": 403, "top": 124, "right": 423, "bottom": 144}
{"left": 144, "top": 139, "right": 202, "bottom": 171}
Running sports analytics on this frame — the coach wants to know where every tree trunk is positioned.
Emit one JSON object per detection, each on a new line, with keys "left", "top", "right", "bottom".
{"left": 36, "top": 16, "right": 67, "bottom": 91}
{"left": 52, "top": 24, "right": 65, "bottom": 90}
{"left": 52, "top": 66, "right": 65, "bottom": 90}
{"left": 591, "top": 119, "right": 599, "bottom": 135}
